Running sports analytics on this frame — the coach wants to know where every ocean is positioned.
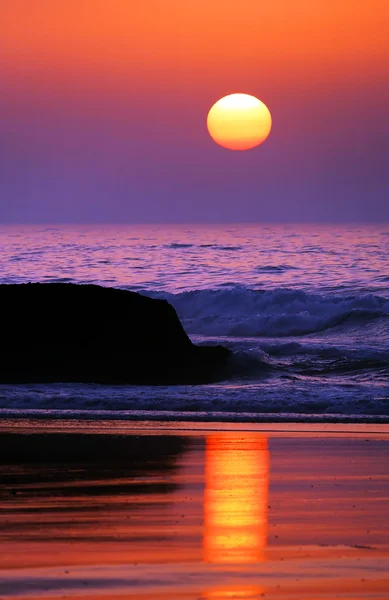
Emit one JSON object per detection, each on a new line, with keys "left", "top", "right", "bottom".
{"left": 1, "top": 223, "right": 388, "bottom": 422}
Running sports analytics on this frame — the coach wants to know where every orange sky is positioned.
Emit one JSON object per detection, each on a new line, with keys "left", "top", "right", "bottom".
{"left": 1, "top": 0, "right": 388, "bottom": 88}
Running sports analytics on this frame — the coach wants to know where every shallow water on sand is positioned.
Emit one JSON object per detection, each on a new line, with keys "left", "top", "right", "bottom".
{"left": 1, "top": 422, "right": 389, "bottom": 599}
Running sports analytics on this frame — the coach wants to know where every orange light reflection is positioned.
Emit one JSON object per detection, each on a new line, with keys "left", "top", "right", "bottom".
{"left": 203, "top": 433, "right": 269, "bottom": 564}
{"left": 204, "top": 587, "right": 263, "bottom": 599}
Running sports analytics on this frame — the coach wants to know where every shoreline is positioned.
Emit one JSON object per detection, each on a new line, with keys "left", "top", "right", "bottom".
{"left": 1, "top": 417, "right": 389, "bottom": 435}
{"left": 2, "top": 408, "right": 389, "bottom": 426}
{"left": 0, "top": 417, "right": 389, "bottom": 437}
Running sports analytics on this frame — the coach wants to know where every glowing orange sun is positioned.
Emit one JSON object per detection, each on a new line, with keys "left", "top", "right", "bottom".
{"left": 207, "top": 93, "right": 272, "bottom": 151}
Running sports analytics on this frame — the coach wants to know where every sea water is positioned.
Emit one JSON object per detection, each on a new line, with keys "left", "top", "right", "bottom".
{"left": 0, "top": 223, "right": 388, "bottom": 421}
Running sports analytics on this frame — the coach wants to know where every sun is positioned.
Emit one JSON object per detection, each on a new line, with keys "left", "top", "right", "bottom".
{"left": 207, "top": 94, "right": 272, "bottom": 151}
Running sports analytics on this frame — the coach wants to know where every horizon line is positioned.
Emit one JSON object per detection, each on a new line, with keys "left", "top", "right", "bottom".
{"left": 1, "top": 221, "right": 388, "bottom": 227}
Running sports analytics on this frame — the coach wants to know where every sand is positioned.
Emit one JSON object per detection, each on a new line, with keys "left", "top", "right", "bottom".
{"left": 1, "top": 420, "right": 389, "bottom": 599}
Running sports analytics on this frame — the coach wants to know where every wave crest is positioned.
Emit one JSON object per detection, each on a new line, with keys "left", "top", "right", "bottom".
{"left": 144, "top": 286, "right": 389, "bottom": 337}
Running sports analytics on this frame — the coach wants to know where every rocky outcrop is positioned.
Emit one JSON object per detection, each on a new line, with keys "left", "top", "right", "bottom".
{"left": 0, "top": 283, "right": 230, "bottom": 384}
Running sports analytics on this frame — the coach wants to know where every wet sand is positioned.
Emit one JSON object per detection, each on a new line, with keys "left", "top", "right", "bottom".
{"left": 1, "top": 420, "right": 389, "bottom": 599}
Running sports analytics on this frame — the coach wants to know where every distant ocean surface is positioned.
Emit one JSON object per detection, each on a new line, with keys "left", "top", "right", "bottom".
{"left": 1, "top": 223, "right": 388, "bottom": 422}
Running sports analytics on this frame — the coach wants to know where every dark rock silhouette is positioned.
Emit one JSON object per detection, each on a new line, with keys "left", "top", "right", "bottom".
{"left": 0, "top": 283, "right": 230, "bottom": 384}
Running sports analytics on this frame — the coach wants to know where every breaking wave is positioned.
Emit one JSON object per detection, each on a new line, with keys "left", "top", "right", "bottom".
{"left": 144, "top": 286, "right": 389, "bottom": 338}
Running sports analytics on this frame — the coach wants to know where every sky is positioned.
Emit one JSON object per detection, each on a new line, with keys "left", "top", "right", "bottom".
{"left": 0, "top": 0, "right": 388, "bottom": 223}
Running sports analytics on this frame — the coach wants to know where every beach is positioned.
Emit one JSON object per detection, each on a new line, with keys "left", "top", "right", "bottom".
{"left": 1, "top": 420, "right": 389, "bottom": 599}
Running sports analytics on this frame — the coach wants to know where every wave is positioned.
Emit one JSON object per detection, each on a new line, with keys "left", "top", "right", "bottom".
{"left": 255, "top": 265, "right": 299, "bottom": 273}
{"left": 163, "top": 242, "right": 242, "bottom": 250}
{"left": 164, "top": 243, "right": 194, "bottom": 249}
{"left": 1, "top": 377, "right": 388, "bottom": 417}
{"left": 375, "top": 275, "right": 389, "bottom": 283}
{"left": 143, "top": 286, "right": 389, "bottom": 338}
{"left": 217, "top": 339, "right": 389, "bottom": 382}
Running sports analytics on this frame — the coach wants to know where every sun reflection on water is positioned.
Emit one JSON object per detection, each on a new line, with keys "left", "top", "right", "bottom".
{"left": 203, "top": 433, "right": 269, "bottom": 564}
{"left": 204, "top": 587, "right": 264, "bottom": 599}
